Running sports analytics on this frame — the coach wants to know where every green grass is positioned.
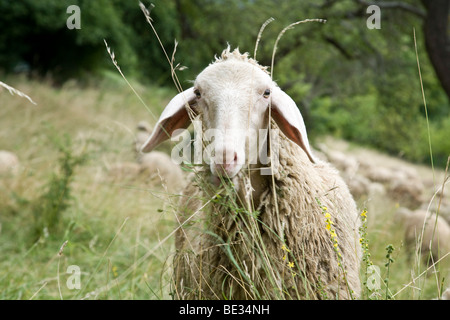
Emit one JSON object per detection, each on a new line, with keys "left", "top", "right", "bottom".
{"left": 0, "top": 76, "right": 448, "bottom": 300}
{"left": 0, "top": 75, "right": 178, "bottom": 299}
{"left": 357, "top": 194, "right": 450, "bottom": 300}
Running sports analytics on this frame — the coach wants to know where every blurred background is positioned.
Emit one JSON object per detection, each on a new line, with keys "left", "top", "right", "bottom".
{"left": 0, "top": 0, "right": 448, "bottom": 166}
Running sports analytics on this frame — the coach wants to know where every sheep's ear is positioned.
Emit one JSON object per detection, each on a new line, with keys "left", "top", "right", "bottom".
{"left": 270, "top": 86, "right": 315, "bottom": 163}
{"left": 141, "top": 87, "right": 197, "bottom": 153}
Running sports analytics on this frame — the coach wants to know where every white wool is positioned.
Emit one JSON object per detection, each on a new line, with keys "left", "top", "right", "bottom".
{"left": 0, "top": 150, "right": 20, "bottom": 175}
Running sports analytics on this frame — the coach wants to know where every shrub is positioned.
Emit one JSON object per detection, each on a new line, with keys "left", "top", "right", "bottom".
{"left": 31, "top": 133, "right": 88, "bottom": 239}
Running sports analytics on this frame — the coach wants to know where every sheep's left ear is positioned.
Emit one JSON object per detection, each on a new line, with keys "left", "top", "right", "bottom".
{"left": 270, "top": 86, "right": 315, "bottom": 163}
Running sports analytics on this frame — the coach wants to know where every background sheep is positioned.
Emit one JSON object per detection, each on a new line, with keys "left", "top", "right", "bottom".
{"left": 134, "top": 120, "right": 152, "bottom": 158}
{"left": 385, "top": 166, "right": 425, "bottom": 208}
{"left": 422, "top": 184, "right": 450, "bottom": 225}
{"left": 134, "top": 121, "right": 185, "bottom": 191}
{"left": 346, "top": 174, "right": 371, "bottom": 199}
{"left": 0, "top": 150, "right": 19, "bottom": 175}
{"left": 140, "top": 47, "right": 362, "bottom": 300}
{"left": 107, "top": 161, "right": 141, "bottom": 180}
{"left": 323, "top": 149, "right": 359, "bottom": 179}
{"left": 138, "top": 151, "right": 184, "bottom": 192}
{"left": 106, "top": 122, "right": 185, "bottom": 192}
{"left": 317, "top": 140, "right": 426, "bottom": 209}
{"left": 395, "top": 207, "right": 450, "bottom": 263}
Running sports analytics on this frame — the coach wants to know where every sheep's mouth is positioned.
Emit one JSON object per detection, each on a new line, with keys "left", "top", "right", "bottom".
{"left": 210, "top": 172, "right": 242, "bottom": 190}
{"left": 210, "top": 162, "right": 242, "bottom": 179}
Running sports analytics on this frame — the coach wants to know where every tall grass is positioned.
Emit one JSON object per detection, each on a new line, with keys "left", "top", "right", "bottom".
{"left": 29, "top": 133, "right": 88, "bottom": 240}
{"left": 409, "top": 28, "right": 449, "bottom": 299}
{"left": 0, "top": 80, "right": 37, "bottom": 105}
{"left": 0, "top": 75, "right": 177, "bottom": 299}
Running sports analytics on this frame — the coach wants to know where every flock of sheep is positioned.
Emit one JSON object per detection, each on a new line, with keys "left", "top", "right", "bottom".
{"left": 316, "top": 139, "right": 450, "bottom": 265}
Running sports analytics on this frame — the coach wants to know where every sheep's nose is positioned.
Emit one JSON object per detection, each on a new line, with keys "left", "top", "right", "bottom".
{"left": 211, "top": 148, "right": 241, "bottom": 177}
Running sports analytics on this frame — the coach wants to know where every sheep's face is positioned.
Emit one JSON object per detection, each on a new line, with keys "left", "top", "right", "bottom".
{"left": 140, "top": 48, "right": 315, "bottom": 180}
{"left": 193, "top": 60, "right": 273, "bottom": 177}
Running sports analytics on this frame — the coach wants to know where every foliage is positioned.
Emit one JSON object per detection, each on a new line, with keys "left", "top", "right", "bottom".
{"left": 30, "top": 133, "right": 88, "bottom": 240}
{"left": 0, "top": 0, "right": 448, "bottom": 165}
{"left": 0, "top": 77, "right": 176, "bottom": 299}
{"left": 0, "top": 0, "right": 137, "bottom": 81}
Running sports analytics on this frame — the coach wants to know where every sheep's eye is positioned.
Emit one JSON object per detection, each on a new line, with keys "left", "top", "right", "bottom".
{"left": 194, "top": 89, "right": 201, "bottom": 99}
{"left": 263, "top": 89, "right": 271, "bottom": 98}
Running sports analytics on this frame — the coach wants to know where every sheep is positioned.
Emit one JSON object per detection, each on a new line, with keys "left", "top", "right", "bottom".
{"left": 107, "top": 122, "right": 184, "bottom": 191}
{"left": 315, "top": 144, "right": 392, "bottom": 201}
{"left": 324, "top": 149, "right": 359, "bottom": 179}
{"left": 140, "top": 47, "right": 362, "bottom": 300}
{"left": 346, "top": 174, "right": 371, "bottom": 199}
{"left": 134, "top": 120, "right": 152, "bottom": 156}
{"left": 389, "top": 177, "right": 424, "bottom": 209}
{"left": 422, "top": 200, "right": 450, "bottom": 225}
{"left": 365, "top": 166, "right": 393, "bottom": 184}
{"left": 423, "top": 184, "right": 450, "bottom": 224}
{"left": 395, "top": 207, "right": 450, "bottom": 264}
{"left": 107, "top": 161, "right": 141, "bottom": 180}
{"left": 355, "top": 163, "right": 424, "bottom": 208}
{"left": 138, "top": 151, "right": 185, "bottom": 192}
{"left": 0, "top": 150, "right": 19, "bottom": 175}
{"left": 106, "top": 153, "right": 184, "bottom": 192}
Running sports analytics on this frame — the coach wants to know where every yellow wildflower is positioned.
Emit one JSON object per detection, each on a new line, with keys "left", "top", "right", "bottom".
{"left": 288, "top": 261, "right": 294, "bottom": 268}
{"left": 112, "top": 265, "right": 118, "bottom": 277}
{"left": 281, "top": 244, "right": 291, "bottom": 253}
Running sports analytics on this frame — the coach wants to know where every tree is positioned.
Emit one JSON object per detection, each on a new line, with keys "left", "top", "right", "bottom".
{"left": 421, "top": 0, "right": 450, "bottom": 99}
{"left": 0, "top": 0, "right": 138, "bottom": 82}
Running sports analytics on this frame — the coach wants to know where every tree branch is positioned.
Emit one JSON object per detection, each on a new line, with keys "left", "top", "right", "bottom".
{"left": 357, "top": 0, "right": 426, "bottom": 18}
{"left": 323, "top": 36, "right": 355, "bottom": 60}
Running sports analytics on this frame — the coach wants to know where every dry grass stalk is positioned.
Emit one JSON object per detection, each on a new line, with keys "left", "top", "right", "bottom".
{"left": 0, "top": 80, "right": 37, "bottom": 105}
{"left": 254, "top": 17, "right": 275, "bottom": 60}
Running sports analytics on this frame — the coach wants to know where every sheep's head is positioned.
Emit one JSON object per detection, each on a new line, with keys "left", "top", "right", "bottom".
{"left": 141, "top": 47, "right": 315, "bottom": 179}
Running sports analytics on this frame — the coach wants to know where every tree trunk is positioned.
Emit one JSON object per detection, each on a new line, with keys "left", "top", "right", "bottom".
{"left": 175, "top": 0, "right": 196, "bottom": 39}
{"left": 421, "top": 0, "right": 450, "bottom": 100}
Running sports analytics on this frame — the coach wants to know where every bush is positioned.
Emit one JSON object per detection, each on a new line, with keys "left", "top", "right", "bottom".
{"left": 0, "top": 0, "right": 138, "bottom": 82}
{"left": 430, "top": 116, "right": 450, "bottom": 167}
{"left": 30, "top": 133, "right": 88, "bottom": 240}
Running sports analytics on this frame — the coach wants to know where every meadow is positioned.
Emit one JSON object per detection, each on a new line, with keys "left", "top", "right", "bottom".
{"left": 1, "top": 74, "right": 448, "bottom": 300}
{"left": 0, "top": 74, "right": 180, "bottom": 299}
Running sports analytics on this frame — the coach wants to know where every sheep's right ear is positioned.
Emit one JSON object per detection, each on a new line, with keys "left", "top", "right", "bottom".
{"left": 141, "top": 87, "right": 197, "bottom": 153}
{"left": 270, "top": 86, "right": 315, "bottom": 163}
